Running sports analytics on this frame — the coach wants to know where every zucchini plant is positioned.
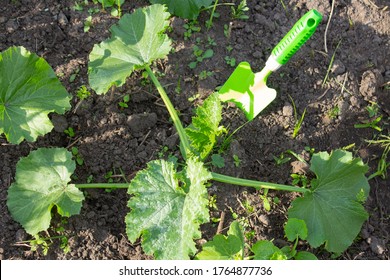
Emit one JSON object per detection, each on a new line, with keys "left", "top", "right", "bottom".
{"left": 7, "top": 4, "right": 370, "bottom": 259}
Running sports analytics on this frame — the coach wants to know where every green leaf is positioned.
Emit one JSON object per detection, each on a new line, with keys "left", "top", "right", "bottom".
{"left": 196, "top": 221, "right": 245, "bottom": 260}
{"left": 211, "top": 154, "right": 225, "bottom": 168}
{"left": 294, "top": 251, "right": 318, "bottom": 260}
{"left": 150, "top": 0, "right": 213, "bottom": 19}
{"left": 251, "top": 240, "right": 287, "bottom": 260}
{"left": 0, "top": 46, "right": 71, "bottom": 144}
{"left": 186, "top": 93, "right": 223, "bottom": 160}
{"left": 88, "top": 4, "right": 172, "bottom": 94}
{"left": 125, "top": 158, "right": 211, "bottom": 259}
{"left": 7, "top": 148, "right": 84, "bottom": 236}
{"left": 288, "top": 149, "right": 370, "bottom": 253}
{"left": 284, "top": 218, "right": 308, "bottom": 242}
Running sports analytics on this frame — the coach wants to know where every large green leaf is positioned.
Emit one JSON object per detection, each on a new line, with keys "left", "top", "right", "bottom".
{"left": 7, "top": 148, "right": 84, "bottom": 236}
{"left": 288, "top": 149, "right": 370, "bottom": 253}
{"left": 195, "top": 221, "right": 245, "bottom": 260}
{"left": 186, "top": 93, "right": 224, "bottom": 160}
{"left": 150, "top": 0, "right": 213, "bottom": 19}
{"left": 0, "top": 46, "right": 71, "bottom": 144}
{"left": 125, "top": 158, "right": 211, "bottom": 259}
{"left": 88, "top": 4, "right": 172, "bottom": 94}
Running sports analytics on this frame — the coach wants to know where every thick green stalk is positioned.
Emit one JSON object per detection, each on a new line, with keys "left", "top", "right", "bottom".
{"left": 211, "top": 172, "right": 309, "bottom": 193}
{"left": 145, "top": 65, "right": 191, "bottom": 157}
{"left": 75, "top": 183, "right": 129, "bottom": 189}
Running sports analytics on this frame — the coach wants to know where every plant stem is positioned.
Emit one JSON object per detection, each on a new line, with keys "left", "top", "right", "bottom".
{"left": 211, "top": 172, "right": 309, "bottom": 193}
{"left": 144, "top": 65, "right": 191, "bottom": 158}
{"left": 75, "top": 183, "right": 129, "bottom": 189}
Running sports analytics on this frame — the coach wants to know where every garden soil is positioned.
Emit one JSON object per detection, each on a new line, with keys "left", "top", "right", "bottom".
{"left": 0, "top": 0, "right": 389, "bottom": 260}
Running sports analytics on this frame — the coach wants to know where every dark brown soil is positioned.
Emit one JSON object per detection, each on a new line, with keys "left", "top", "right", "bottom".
{"left": 0, "top": 0, "right": 389, "bottom": 260}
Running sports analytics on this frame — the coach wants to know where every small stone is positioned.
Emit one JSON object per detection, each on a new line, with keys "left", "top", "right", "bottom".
{"left": 6, "top": 19, "right": 18, "bottom": 33}
{"left": 127, "top": 112, "right": 157, "bottom": 133}
{"left": 15, "top": 229, "right": 27, "bottom": 243}
{"left": 258, "top": 214, "right": 270, "bottom": 226}
{"left": 331, "top": 59, "right": 346, "bottom": 75}
{"left": 252, "top": 51, "right": 262, "bottom": 59}
{"left": 367, "top": 237, "right": 385, "bottom": 255}
{"left": 58, "top": 11, "right": 69, "bottom": 27}
{"left": 291, "top": 160, "right": 310, "bottom": 174}
{"left": 282, "top": 105, "right": 294, "bottom": 116}
{"left": 51, "top": 114, "right": 68, "bottom": 133}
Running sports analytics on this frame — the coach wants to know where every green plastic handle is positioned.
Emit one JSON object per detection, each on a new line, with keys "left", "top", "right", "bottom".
{"left": 272, "top": 9, "right": 322, "bottom": 65}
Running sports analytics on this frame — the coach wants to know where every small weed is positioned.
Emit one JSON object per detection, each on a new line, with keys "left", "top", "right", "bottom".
{"left": 288, "top": 94, "right": 306, "bottom": 138}
{"left": 183, "top": 20, "right": 201, "bottom": 40}
{"left": 209, "top": 194, "right": 218, "bottom": 211}
{"left": 291, "top": 173, "right": 309, "bottom": 188}
{"left": 84, "top": 15, "right": 93, "bottom": 32}
{"left": 76, "top": 85, "right": 91, "bottom": 100}
{"left": 223, "top": 23, "right": 232, "bottom": 38}
{"left": 233, "top": 154, "right": 241, "bottom": 167}
{"left": 366, "top": 134, "right": 390, "bottom": 179}
{"left": 259, "top": 189, "right": 271, "bottom": 211}
{"left": 225, "top": 55, "right": 236, "bottom": 67}
{"left": 354, "top": 116, "right": 383, "bottom": 132}
{"left": 366, "top": 102, "right": 380, "bottom": 117}
{"left": 231, "top": 0, "right": 249, "bottom": 20}
{"left": 64, "top": 127, "right": 75, "bottom": 138}
{"left": 273, "top": 152, "right": 291, "bottom": 165}
{"left": 69, "top": 68, "right": 80, "bottom": 83}
{"left": 328, "top": 106, "right": 340, "bottom": 119}
{"left": 71, "top": 147, "right": 84, "bottom": 166}
{"left": 211, "top": 153, "right": 225, "bottom": 168}
{"left": 205, "top": 0, "right": 220, "bottom": 30}
{"left": 189, "top": 45, "right": 214, "bottom": 69}
{"left": 118, "top": 94, "right": 130, "bottom": 109}
{"left": 199, "top": 70, "right": 214, "bottom": 80}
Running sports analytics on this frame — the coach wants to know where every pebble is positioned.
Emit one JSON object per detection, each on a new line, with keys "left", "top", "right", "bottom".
{"left": 282, "top": 105, "right": 294, "bottom": 116}
{"left": 127, "top": 112, "right": 157, "bottom": 133}
{"left": 51, "top": 114, "right": 68, "bottom": 133}
{"left": 58, "top": 11, "right": 68, "bottom": 27}
{"left": 367, "top": 237, "right": 385, "bottom": 255}
{"left": 331, "top": 60, "right": 346, "bottom": 76}
{"left": 6, "top": 19, "right": 18, "bottom": 33}
{"left": 258, "top": 214, "right": 270, "bottom": 226}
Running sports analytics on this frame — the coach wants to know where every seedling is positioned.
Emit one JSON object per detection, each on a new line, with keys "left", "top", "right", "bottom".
{"left": 224, "top": 55, "right": 236, "bottom": 67}
{"left": 288, "top": 94, "right": 306, "bottom": 139}
{"left": 211, "top": 153, "right": 225, "bottom": 168}
{"left": 328, "top": 105, "right": 340, "bottom": 119}
{"left": 354, "top": 116, "right": 383, "bottom": 132}
{"left": 366, "top": 134, "right": 390, "bottom": 179}
{"left": 189, "top": 45, "right": 214, "bottom": 69}
{"left": 6, "top": 5, "right": 371, "bottom": 260}
{"left": 233, "top": 154, "right": 241, "bottom": 167}
{"left": 118, "top": 94, "right": 130, "bottom": 109}
{"left": 199, "top": 70, "right": 214, "bottom": 80}
{"left": 231, "top": 0, "right": 249, "bottom": 20}
{"left": 259, "top": 189, "right": 271, "bottom": 211}
{"left": 64, "top": 127, "right": 75, "bottom": 138}
{"left": 273, "top": 152, "right": 291, "bottom": 165}
{"left": 71, "top": 146, "right": 84, "bottom": 166}
{"left": 205, "top": 0, "right": 220, "bottom": 30}
{"left": 291, "top": 173, "right": 309, "bottom": 188}
{"left": 183, "top": 20, "right": 201, "bottom": 40}
{"left": 84, "top": 15, "right": 93, "bottom": 32}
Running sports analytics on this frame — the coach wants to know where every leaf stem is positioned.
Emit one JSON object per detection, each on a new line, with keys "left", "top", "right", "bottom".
{"left": 144, "top": 65, "right": 191, "bottom": 157}
{"left": 211, "top": 172, "right": 309, "bottom": 193}
{"left": 75, "top": 183, "right": 129, "bottom": 189}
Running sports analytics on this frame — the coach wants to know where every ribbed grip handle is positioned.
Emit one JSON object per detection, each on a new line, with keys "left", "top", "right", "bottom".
{"left": 272, "top": 9, "right": 322, "bottom": 65}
